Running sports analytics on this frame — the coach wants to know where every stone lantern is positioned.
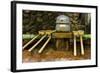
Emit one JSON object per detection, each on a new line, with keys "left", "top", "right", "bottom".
{"left": 54, "top": 15, "right": 71, "bottom": 51}
{"left": 56, "top": 15, "right": 71, "bottom": 32}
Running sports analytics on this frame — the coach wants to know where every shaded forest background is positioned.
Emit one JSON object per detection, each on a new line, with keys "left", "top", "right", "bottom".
{"left": 23, "top": 10, "right": 91, "bottom": 34}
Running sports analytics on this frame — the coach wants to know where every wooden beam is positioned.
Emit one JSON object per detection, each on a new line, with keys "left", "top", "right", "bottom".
{"left": 52, "top": 32, "right": 72, "bottom": 38}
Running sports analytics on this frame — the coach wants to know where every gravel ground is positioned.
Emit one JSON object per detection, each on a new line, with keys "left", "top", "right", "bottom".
{"left": 22, "top": 48, "right": 91, "bottom": 63}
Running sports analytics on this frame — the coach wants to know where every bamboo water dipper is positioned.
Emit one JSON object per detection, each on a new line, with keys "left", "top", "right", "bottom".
{"left": 73, "top": 30, "right": 84, "bottom": 56}
{"left": 38, "top": 36, "right": 51, "bottom": 54}
{"left": 78, "top": 30, "right": 84, "bottom": 55}
{"left": 73, "top": 31, "right": 78, "bottom": 56}
{"left": 23, "top": 35, "right": 39, "bottom": 50}
{"left": 28, "top": 35, "right": 47, "bottom": 52}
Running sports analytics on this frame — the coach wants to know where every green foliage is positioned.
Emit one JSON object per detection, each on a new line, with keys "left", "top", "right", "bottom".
{"left": 23, "top": 10, "right": 90, "bottom": 34}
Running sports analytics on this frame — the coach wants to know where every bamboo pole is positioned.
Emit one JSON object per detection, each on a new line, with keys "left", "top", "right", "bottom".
{"left": 23, "top": 34, "right": 35, "bottom": 39}
{"left": 38, "top": 36, "right": 51, "bottom": 54}
{"left": 23, "top": 35, "right": 39, "bottom": 50}
{"left": 22, "top": 34, "right": 91, "bottom": 39}
{"left": 28, "top": 35, "right": 47, "bottom": 52}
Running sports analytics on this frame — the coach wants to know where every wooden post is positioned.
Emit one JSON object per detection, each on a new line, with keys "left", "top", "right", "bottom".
{"left": 28, "top": 35, "right": 47, "bottom": 52}
{"left": 38, "top": 36, "right": 51, "bottom": 54}
{"left": 65, "top": 39, "right": 69, "bottom": 51}
{"left": 56, "top": 39, "right": 63, "bottom": 50}
{"left": 23, "top": 35, "right": 39, "bottom": 50}
{"left": 56, "top": 39, "right": 59, "bottom": 50}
